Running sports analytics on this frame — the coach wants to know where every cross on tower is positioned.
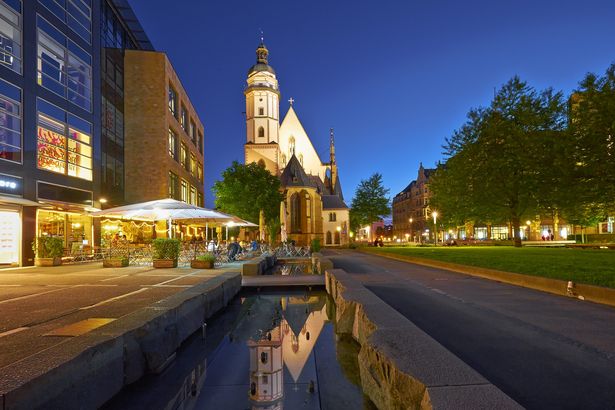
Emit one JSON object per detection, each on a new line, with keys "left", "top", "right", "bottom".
{"left": 288, "top": 97, "right": 294, "bottom": 106}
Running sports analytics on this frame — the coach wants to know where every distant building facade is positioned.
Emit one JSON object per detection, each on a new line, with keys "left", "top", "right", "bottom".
{"left": 392, "top": 163, "right": 435, "bottom": 241}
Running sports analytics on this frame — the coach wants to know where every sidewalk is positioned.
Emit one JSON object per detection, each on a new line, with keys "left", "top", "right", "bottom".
{"left": 0, "top": 262, "right": 242, "bottom": 409}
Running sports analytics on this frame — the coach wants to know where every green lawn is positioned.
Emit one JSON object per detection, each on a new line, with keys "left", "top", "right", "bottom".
{"left": 364, "top": 246, "right": 615, "bottom": 289}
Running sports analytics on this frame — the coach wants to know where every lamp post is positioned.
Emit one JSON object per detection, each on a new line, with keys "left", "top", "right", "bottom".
{"left": 336, "top": 226, "right": 341, "bottom": 245}
{"left": 409, "top": 217, "right": 413, "bottom": 243}
{"left": 526, "top": 220, "right": 531, "bottom": 241}
{"left": 432, "top": 211, "right": 438, "bottom": 245}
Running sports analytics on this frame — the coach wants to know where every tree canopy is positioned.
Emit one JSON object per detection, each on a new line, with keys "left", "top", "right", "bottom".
{"left": 212, "top": 161, "right": 283, "bottom": 224}
{"left": 430, "top": 77, "right": 567, "bottom": 246}
{"left": 350, "top": 173, "right": 390, "bottom": 231}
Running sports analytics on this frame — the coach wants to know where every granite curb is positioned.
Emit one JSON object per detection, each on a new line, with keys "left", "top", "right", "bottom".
{"left": 360, "top": 249, "right": 615, "bottom": 308}
{"left": 0, "top": 271, "right": 242, "bottom": 410}
{"left": 325, "top": 268, "right": 521, "bottom": 410}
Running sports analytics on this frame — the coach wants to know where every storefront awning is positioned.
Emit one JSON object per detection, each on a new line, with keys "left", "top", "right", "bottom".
{"left": 0, "top": 195, "right": 45, "bottom": 207}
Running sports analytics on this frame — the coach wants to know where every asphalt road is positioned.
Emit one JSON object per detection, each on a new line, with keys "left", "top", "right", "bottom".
{"left": 0, "top": 263, "right": 238, "bottom": 370}
{"left": 325, "top": 250, "right": 615, "bottom": 410}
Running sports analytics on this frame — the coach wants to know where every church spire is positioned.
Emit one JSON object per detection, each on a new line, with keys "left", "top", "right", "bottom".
{"left": 256, "top": 32, "right": 269, "bottom": 65}
{"left": 329, "top": 128, "right": 338, "bottom": 194}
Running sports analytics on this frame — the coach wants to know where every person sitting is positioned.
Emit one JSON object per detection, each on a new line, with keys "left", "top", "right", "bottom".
{"left": 227, "top": 241, "right": 241, "bottom": 261}
{"left": 207, "top": 239, "right": 217, "bottom": 252}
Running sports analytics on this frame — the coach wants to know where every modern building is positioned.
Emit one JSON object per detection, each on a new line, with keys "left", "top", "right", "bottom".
{"left": 243, "top": 41, "right": 349, "bottom": 246}
{"left": 123, "top": 50, "right": 204, "bottom": 207}
{"left": 0, "top": 0, "right": 201, "bottom": 266}
{"left": 392, "top": 163, "right": 435, "bottom": 241}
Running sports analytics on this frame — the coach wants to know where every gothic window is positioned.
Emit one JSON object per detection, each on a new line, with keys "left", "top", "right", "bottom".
{"left": 259, "top": 107, "right": 264, "bottom": 115}
{"left": 326, "top": 231, "right": 332, "bottom": 245}
{"left": 329, "top": 212, "right": 336, "bottom": 222}
{"left": 299, "top": 153, "right": 303, "bottom": 166}
{"left": 290, "top": 193, "right": 301, "bottom": 233}
{"left": 258, "top": 126, "right": 264, "bottom": 138}
{"left": 289, "top": 136, "right": 295, "bottom": 155}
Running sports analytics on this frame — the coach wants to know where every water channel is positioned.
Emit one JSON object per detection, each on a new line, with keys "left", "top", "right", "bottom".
{"left": 104, "top": 289, "right": 374, "bottom": 409}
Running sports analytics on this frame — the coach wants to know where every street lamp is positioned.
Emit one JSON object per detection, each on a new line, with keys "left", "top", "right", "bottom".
{"left": 526, "top": 220, "right": 531, "bottom": 240}
{"left": 409, "top": 217, "right": 413, "bottom": 243}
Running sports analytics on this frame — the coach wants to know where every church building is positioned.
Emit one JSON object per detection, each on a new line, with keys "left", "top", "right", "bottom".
{"left": 243, "top": 41, "right": 349, "bottom": 246}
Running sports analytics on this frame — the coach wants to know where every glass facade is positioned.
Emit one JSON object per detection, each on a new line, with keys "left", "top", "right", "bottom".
{"left": 0, "top": 78, "right": 21, "bottom": 162}
{"left": 36, "top": 98, "right": 93, "bottom": 180}
{"left": 36, "top": 15, "right": 92, "bottom": 111}
{"left": 38, "top": 0, "right": 92, "bottom": 43}
{"left": 0, "top": 0, "right": 22, "bottom": 74}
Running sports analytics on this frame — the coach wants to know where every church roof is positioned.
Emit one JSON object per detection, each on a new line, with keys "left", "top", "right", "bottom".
{"left": 322, "top": 195, "right": 348, "bottom": 210}
{"left": 332, "top": 174, "right": 344, "bottom": 200}
{"left": 280, "top": 155, "right": 313, "bottom": 188}
{"left": 248, "top": 62, "right": 276, "bottom": 76}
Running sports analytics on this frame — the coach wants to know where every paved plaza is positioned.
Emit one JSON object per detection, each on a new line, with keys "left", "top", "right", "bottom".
{"left": 0, "top": 263, "right": 240, "bottom": 371}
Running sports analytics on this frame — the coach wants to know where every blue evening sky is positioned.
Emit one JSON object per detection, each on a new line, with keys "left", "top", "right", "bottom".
{"left": 128, "top": 0, "right": 615, "bottom": 207}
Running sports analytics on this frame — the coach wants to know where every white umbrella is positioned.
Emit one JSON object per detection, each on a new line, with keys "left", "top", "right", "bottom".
{"left": 91, "top": 198, "right": 234, "bottom": 238}
{"left": 280, "top": 201, "right": 288, "bottom": 243}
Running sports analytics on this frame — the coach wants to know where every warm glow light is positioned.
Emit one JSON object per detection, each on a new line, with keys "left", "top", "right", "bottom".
{"left": 349, "top": 232, "right": 354, "bottom": 238}
{"left": 432, "top": 211, "right": 438, "bottom": 218}
{"left": 99, "top": 198, "right": 108, "bottom": 204}
{"left": 336, "top": 226, "right": 341, "bottom": 232}
{"left": 526, "top": 220, "right": 531, "bottom": 226}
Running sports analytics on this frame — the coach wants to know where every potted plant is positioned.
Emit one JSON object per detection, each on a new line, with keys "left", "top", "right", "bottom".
{"left": 191, "top": 253, "right": 216, "bottom": 269}
{"left": 152, "top": 238, "right": 181, "bottom": 268}
{"left": 33, "top": 237, "right": 64, "bottom": 267}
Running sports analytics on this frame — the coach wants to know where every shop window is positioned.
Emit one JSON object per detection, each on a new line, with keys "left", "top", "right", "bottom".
{"left": 36, "top": 98, "right": 92, "bottom": 181}
{"left": 0, "top": 0, "right": 22, "bottom": 74}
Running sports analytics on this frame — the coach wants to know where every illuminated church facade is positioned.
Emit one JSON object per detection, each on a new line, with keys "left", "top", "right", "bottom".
{"left": 243, "top": 41, "right": 349, "bottom": 246}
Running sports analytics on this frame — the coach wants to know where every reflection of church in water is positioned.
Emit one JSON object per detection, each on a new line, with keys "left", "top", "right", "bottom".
{"left": 231, "top": 294, "right": 328, "bottom": 409}
{"left": 243, "top": 41, "right": 349, "bottom": 246}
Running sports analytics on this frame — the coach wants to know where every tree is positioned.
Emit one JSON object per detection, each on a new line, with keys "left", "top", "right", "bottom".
{"left": 568, "top": 64, "right": 615, "bottom": 218}
{"left": 430, "top": 77, "right": 567, "bottom": 247}
{"left": 350, "top": 173, "right": 391, "bottom": 231}
{"left": 212, "top": 161, "right": 283, "bottom": 230}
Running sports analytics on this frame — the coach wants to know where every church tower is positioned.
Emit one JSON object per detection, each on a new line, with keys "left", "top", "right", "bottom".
{"left": 244, "top": 40, "right": 281, "bottom": 175}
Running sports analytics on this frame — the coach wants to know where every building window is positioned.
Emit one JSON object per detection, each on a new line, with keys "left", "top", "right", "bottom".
{"left": 258, "top": 107, "right": 264, "bottom": 116}
{"left": 38, "top": 0, "right": 92, "bottom": 43}
{"left": 0, "top": 79, "right": 21, "bottom": 163}
{"left": 0, "top": 0, "right": 22, "bottom": 74}
{"left": 258, "top": 126, "right": 264, "bottom": 138}
{"left": 180, "top": 105, "right": 187, "bottom": 131}
{"left": 260, "top": 351, "right": 268, "bottom": 364}
{"left": 289, "top": 136, "right": 295, "bottom": 155}
{"left": 197, "top": 192, "right": 203, "bottom": 207}
{"left": 290, "top": 193, "right": 301, "bottom": 233}
{"left": 197, "top": 161, "right": 203, "bottom": 182}
{"left": 329, "top": 212, "right": 336, "bottom": 222}
{"left": 197, "top": 130, "right": 203, "bottom": 154}
{"left": 36, "top": 15, "right": 92, "bottom": 111}
{"left": 189, "top": 120, "right": 196, "bottom": 142}
{"left": 190, "top": 185, "right": 197, "bottom": 205}
{"left": 281, "top": 154, "right": 286, "bottom": 167}
{"left": 299, "top": 153, "right": 303, "bottom": 166}
{"left": 180, "top": 179, "right": 188, "bottom": 203}
{"left": 168, "top": 172, "right": 178, "bottom": 199}
{"left": 326, "top": 231, "right": 332, "bottom": 245}
{"left": 36, "top": 98, "right": 92, "bottom": 180}
{"left": 168, "top": 128, "right": 177, "bottom": 159}
{"left": 180, "top": 143, "right": 187, "bottom": 169}
{"left": 190, "top": 153, "right": 197, "bottom": 176}
{"left": 168, "top": 84, "right": 178, "bottom": 118}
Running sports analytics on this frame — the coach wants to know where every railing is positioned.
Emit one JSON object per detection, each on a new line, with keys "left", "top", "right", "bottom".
{"left": 62, "top": 246, "right": 108, "bottom": 264}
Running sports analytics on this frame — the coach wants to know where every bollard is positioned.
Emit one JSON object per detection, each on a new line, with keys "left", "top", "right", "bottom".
{"left": 567, "top": 281, "right": 575, "bottom": 296}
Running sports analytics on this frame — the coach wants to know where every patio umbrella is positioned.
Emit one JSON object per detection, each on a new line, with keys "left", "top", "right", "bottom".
{"left": 91, "top": 198, "right": 235, "bottom": 238}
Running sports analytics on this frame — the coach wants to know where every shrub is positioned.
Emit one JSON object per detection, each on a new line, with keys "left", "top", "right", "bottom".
{"left": 196, "top": 253, "right": 216, "bottom": 263}
{"left": 33, "top": 237, "right": 64, "bottom": 258}
{"left": 152, "top": 238, "right": 181, "bottom": 260}
{"left": 311, "top": 238, "right": 321, "bottom": 253}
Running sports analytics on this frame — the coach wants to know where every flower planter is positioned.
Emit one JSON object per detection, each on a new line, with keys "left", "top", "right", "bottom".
{"left": 191, "top": 259, "right": 214, "bottom": 269}
{"left": 103, "top": 258, "right": 129, "bottom": 268}
{"left": 153, "top": 259, "right": 178, "bottom": 268}
{"left": 35, "top": 257, "right": 62, "bottom": 267}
